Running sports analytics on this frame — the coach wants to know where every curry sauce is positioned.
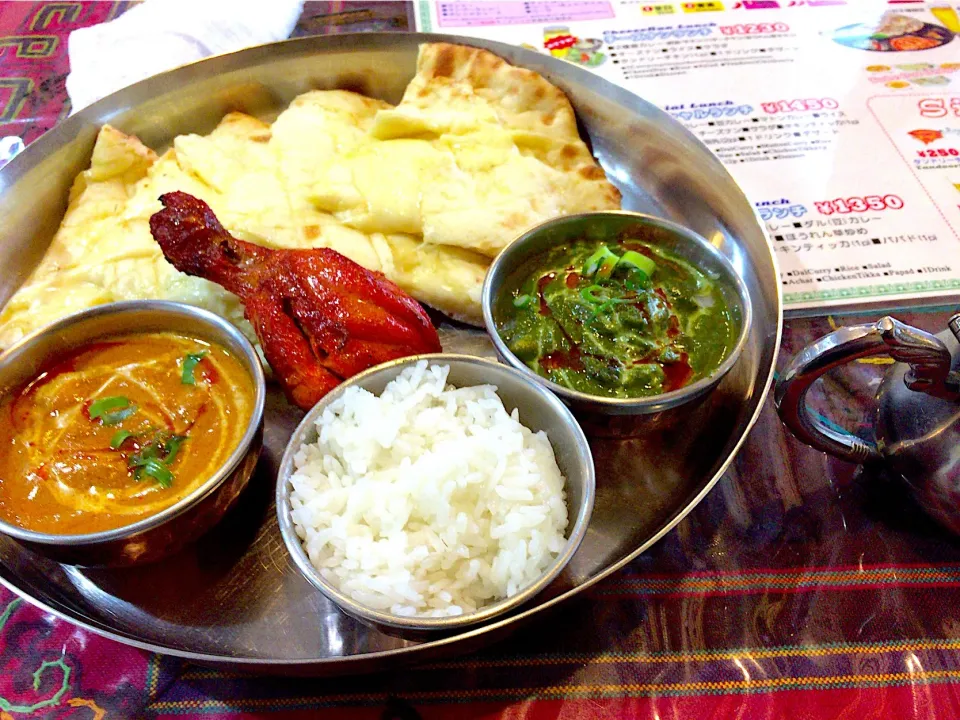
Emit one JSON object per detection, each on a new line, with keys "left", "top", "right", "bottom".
{"left": 496, "top": 239, "right": 737, "bottom": 399}
{"left": 0, "top": 332, "right": 254, "bottom": 534}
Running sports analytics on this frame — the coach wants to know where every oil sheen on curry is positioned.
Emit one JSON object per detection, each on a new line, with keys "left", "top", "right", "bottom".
{"left": 0, "top": 332, "right": 254, "bottom": 534}
{"left": 496, "top": 238, "right": 737, "bottom": 398}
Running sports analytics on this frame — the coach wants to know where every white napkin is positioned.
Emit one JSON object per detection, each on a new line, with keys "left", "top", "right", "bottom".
{"left": 66, "top": 0, "right": 304, "bottom": 114}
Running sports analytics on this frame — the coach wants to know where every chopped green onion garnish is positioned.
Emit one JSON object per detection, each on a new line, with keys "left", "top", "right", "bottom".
{"left": 89, "top": 396, "right": 130, "bottom": 420}
{"left": 123, "top": 429, "right": 188, "bottom": 488}
{"left": 141, "top": 458, "right": 173, "bottom": 488}
{"left": 625, "top": 270, "right": 649, "bottom": 292}
{"left": 128, "top": 444, "right": 158, "bottom": 468}
{"left": 580, "top": 285, "right": 605, "bottom": 304}
{"left": 597, "top": 255, "right": 620, "bottom": 279}
{"left": 181, "top": 351, "right": 208, "bottom": 385}
{"left": 110, "top": 430, "right": 134, "bottom": 449}
{"left": 513, "top": 294, "right": 533, "bottom": 308}
{"left": 89, "top": 396, "right": 136, "bottom": 426}
{"left": 162, "top": 435, "right": 187, "bottom": 465}
{"left": 101, "top": 406, "right": 137, "bottom": 425}
{"left": 618, "top": 250, "right": 656, "bottom": 278}
{"left": 581, "top": 245, "right": 620, "bottom": 277}
{"left": 591, "top": 299, "right": 616, "bottom": 318}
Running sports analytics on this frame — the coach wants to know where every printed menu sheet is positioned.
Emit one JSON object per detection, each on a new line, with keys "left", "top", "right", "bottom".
{"left": 416, "top": 1, "right": 960, "bottom": 314}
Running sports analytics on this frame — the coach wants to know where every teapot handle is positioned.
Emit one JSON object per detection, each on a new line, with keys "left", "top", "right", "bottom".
{"left": 775, "top": 316, "right": 955, "bottom": 463}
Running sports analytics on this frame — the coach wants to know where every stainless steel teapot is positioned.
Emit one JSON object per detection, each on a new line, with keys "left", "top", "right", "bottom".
{"left": 776, "top": 315, "right": 960, "bottom": 533}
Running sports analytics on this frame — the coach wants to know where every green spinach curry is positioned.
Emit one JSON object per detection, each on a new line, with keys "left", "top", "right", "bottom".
{"left": 496, "top": 239, "right": 737, "bottom": 398}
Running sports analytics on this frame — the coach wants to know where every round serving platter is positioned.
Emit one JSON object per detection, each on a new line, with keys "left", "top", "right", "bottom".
{"left": 0, "top": 32, "right": 781, "bottom": 674}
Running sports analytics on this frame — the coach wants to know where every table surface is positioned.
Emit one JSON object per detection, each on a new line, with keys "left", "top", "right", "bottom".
{"left": 2, "top": 2, "right": 960, "bottom": 718}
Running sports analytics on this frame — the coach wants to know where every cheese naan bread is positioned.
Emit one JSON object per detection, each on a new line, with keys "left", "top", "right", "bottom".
{"left": 0, "top": 43, "right": 620, "bottom": 349}
{"left": 0, "top": 116, "right": 489, "bottom": 348}
{"left": 309, "top": 43, "right": 621, "bottom": 257}
{"left": 265, "top": 90, "right": 491, "bottom": 319}
{"left": 0, "top": 126, "right": 256, "bottom": 350}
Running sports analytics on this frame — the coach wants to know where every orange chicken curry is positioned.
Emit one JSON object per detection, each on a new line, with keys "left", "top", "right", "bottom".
{"left": 0, "top": 332, "right": 254, "bottom": 534}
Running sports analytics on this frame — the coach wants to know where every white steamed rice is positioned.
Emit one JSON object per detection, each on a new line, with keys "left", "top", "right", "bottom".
{"left": 288, "top": 361, "right": 569, "bottom": 618}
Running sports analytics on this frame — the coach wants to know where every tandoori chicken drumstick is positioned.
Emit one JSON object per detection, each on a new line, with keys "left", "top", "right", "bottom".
{"left": 149, "top": 191, "right": 442, "bottom": 410}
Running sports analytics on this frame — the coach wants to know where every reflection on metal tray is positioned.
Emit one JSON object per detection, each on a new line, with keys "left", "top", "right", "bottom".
{"left": 0, "top": 33, "right": 781, "bottom": 674}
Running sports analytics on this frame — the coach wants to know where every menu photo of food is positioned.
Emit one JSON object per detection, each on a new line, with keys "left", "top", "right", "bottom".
{"left": 832, "top": 10, "right": 958, "bottom": 52}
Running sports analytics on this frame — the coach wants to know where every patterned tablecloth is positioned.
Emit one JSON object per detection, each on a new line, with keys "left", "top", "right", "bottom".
{"left": 3, "top": 2, "right": 960, "bottom": 718}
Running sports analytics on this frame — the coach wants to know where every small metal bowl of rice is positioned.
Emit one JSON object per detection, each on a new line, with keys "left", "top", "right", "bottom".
{"left": 276, "top": 354, "right": 595, "bottom": 634}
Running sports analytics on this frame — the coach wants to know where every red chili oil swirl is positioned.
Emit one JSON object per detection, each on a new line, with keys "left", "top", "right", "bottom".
{"left": 198, "top": 358, "right": 219, "bottom": 385}
{"left": 536, "top": 272, "right": 556, "bottom": 316}
{"left": 662, "top": 352, "right": 693, "bottom": 392}
{"left": 653, "top": 287, "right": 673, "bottom": 309}
{"left": 666, "top": 314, "right": 681, "bottom": 338}
{"left": 632, "top": 349, "right": 659, "bottom": 365}
{"left": 530, "top": 271, "right": 586, "bottom": 372}
{"left": 539, "top": 347, "right": 584, "bottom": 372}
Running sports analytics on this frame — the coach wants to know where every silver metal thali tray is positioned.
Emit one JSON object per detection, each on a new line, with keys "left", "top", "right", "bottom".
{"left": 0, "top": 32, "right": 781, "bottom": 675}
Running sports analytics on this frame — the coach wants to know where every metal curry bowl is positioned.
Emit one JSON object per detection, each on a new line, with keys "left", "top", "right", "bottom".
{"left": 0, "top": 301, "right": 266, "bottom": 567}
{"left": 482, "top": 212, "right": 752, "bottom": 416}
{"left": 276, "top": 354, "right": 596, "bottom": 636}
